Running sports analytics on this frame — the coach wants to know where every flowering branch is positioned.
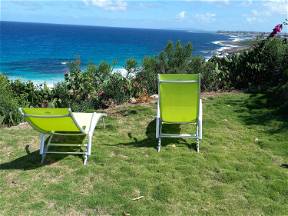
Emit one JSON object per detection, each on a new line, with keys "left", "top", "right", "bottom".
{"left": 268, "top": 19, "right": 288, "bottom": 38}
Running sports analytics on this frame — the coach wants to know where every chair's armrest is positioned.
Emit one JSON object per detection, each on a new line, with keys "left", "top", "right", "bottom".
{"left": 89, "top": 113, "right": 107, "bottom": 136}
{"left": 72, "top": 112, "right": 106, "bottom": 135}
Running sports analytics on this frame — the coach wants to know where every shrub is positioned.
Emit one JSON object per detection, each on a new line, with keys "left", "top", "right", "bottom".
{"left": 134, "top": 41, "right": 232, "bottom": 93}
{"left": 101, "top": 73, "right": 132, "bottom": 106}
{"left": 134, "top": 41, "right": 200, "bottom": 95}
{"left": 157, "top": 41, "right": 194, "bottom": 74}
{"left": 134, "top": 57, "right": 158, "bottom": 95}
{"left": 51, "top": 82, "right": 69, "bottom": 108}
{"left": 62, "top": 59, "right": 133, "bottom": 109}
{"left": 10, "top": 79, "right": 52, "bottom": 107}
{"left": 62, "top": 60, "right": 113, "bottom": 110}
{"left": 0, "top": 75, "right": 22, "bottom": 126}
{"left": 124, "top": 58, "right": 138, "bottom": 79}
{"left": 213, "top": 38, "right": 288, "bottom": 91}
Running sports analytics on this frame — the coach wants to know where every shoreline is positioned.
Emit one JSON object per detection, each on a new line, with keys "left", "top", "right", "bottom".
{"left": 6, "top": 67, "right": 130, "bottom": 88}
{"left": 212, "top": 32, "right": 255, "bottom": 57}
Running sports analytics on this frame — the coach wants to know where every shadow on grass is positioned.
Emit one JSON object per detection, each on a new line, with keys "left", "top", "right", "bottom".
{"left": 116, "top": 119, "right": 198, "bottom": 151}
{"left": 0, "top": 135, "right": 86, "bottom": 170}
{"left": 231, "top": 93, "right": 288, "bottom": 134}
{"left": 226, "top": 93, "right": 288, "bottom": 164}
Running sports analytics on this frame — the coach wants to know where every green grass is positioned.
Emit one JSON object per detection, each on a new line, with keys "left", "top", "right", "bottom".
{"left": 0, "top": 92, "right": 287, "bottom": 215}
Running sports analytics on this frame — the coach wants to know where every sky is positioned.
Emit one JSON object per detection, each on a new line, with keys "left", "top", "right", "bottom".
{"left": 0, "top": 0, "right": 287, "bottom": 32}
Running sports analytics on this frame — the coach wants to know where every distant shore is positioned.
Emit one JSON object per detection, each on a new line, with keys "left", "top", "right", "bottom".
{"left": 215, "top": 31, "right": 288, "bottom": 57}
{"left": 212, "top": 32, "right": 257, "bottom": 57}
{"left": 212, "top": 39, "right": 250, "bottom": 58}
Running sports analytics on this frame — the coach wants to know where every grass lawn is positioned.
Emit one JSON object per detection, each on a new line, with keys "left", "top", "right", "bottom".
{"left": 0, "top": 92, "right": 287, "bottom": 215}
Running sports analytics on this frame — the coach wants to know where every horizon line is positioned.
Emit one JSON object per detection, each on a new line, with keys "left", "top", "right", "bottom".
{"left": 0, "top": 20, "right": 269, "bottom": 33}
{"left": 0, "top": 20, "right": 211, "bottom": 33}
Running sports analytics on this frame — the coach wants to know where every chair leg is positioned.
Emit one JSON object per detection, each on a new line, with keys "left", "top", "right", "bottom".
{"left": 39, "top": 134, "right": 45, "bottom": 155}
{"left": 41, "top": 154, "right": 46, "bottom": 164}
{"left": 156, "top": 117, "right": 160, "bottom": 139}
{"left": 41, "top": 135, "right": 52, "bottom": 164}
{"left": 157, "top": 120, "right": 162, "bottom": 152}
{"left": 196, "top": 124, "right": 200, "bottom": 153}
{"left": 84, "top": 134, "right": 93, "bottom": 165}
{"left": 83, "top": 154, "right": 88, "bottom": 165}
{"left": 157, "top": 138, "right": 161, "bottom": 152}
{"left": 41, "top": 145, "right": 47, "bottom": 164}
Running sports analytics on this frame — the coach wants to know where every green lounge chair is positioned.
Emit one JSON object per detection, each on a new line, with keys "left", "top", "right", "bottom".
{"left": 19, "top": 108, "right": 107, "bottom": 165}
{"left": 156, "top": 74, "right": 202, "bottom": 152}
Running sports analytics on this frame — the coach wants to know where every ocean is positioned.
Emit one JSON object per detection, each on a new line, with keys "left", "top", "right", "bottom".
{"left": 0, "top": 21, "right": 230, "bottom": 84}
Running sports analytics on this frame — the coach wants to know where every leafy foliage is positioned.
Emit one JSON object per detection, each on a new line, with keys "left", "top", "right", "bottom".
{"left": 10, "top": 80, "right": 52, "bottom": 107}
{"left": 0, "top": 75, "right": 22, "bottom": 126}
{"left": 1, "top": 37, "right": 287, "bottom": 126}
{"left": 134, "top": 41, "right": 225, "bottom": 93}
{"left": 210, "top": 37, "right": 288, "bottom": 112}
{"left": 101, "top": 73, "right": 132, "bottom": 106}
{"left": 211, "top": 38, "right": 288, "bottom": 90}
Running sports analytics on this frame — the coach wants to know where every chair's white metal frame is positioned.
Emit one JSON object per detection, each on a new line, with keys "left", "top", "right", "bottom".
{"left": 19, "top": 108, "right": 106, "bottom": 165}
{"left": 155, "top": 74, "right": 202, "bottom": 152}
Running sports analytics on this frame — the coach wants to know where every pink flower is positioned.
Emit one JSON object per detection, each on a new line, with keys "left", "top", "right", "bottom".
{"left": 273, "top": 24, "right": 283, "bottom": 33}
{"left": 269, "top": 24, "right": 283, "bottom": 38}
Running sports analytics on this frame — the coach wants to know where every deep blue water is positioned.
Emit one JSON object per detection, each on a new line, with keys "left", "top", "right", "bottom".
{"left": 0, "top": 21, "right": 229, "bottom": 83}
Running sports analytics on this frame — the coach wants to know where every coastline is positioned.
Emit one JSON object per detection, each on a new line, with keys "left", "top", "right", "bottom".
{"left": 212, "top": 32, "right": 255, "bottom": 58}
{"left": 5, "top": 67, "right": 130, "bottom": 88}
{"left": 214, "top": 31, "right": 288, "bottom": 57}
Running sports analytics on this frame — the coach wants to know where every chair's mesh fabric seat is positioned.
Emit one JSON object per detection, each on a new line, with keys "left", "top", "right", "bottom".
{"left": 159, "top": 74, "right": 200, "bottom": 123}
{"left": 22, "top": 108, "right": 80, "bottom": 133}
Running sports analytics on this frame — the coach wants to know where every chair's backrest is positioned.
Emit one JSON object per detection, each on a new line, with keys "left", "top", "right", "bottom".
{"left": 158, "top": 74, "right": 200, "bottom": 123}
{"left": 20, "top": 108, "right": 82, "bottom": 134}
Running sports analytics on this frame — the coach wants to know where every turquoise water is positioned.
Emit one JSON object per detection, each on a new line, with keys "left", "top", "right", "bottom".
{"left": 0, "top": 21, "right": 229, "bottom": 83}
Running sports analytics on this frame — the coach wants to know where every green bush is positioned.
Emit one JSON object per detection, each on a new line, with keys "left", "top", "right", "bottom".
{"left": 61, "top": 60, "right": 133, "bottom": 110}
{"left": 100, "top": 73, "right": 132, "bottom": 106}
{"left": 0, "top": 75, "right": 22, "bottom": 126}
{"left": 133, "top": 57, "right": 158, "bottom": 95}
{"left": 134, "top": 41, "right": 201, "bottom": 94}
{"left": 213, "top": 38, "right": 288, "bottom": 91}
{"left": 51, "top": 82, "right": 69, "bottom": 108}
{"left": 10, "top": 79, "right": 52, "bottom": 107}
{"left": 134, "top": 41, "right": 231, "bottom": 93}
{"left": 157, "top": 41, "right": 194, "bottom": 74}
{"left": 210, "top": 37, "right": 288, "bottom": 113}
